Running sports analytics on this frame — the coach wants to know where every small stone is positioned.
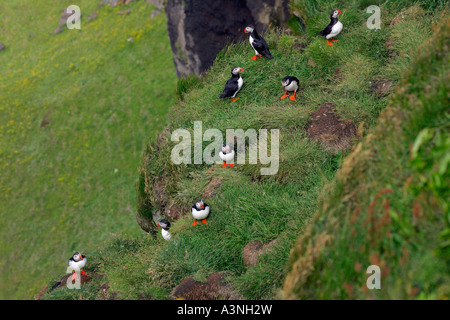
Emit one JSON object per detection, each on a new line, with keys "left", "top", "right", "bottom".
{"left": 52, "top": 27, "right": 64, "bottom": 35}
{"left": 118, "top": 10, "right": 131, "bottom": 15}
{"left": 87, "top": 12, "right": 98, "bottom": 22}
{"left": 151, "top": 9, "right": 162, "bottom": 19}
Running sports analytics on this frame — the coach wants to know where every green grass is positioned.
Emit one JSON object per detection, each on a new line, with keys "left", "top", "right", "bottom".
{"left": 0, "top": 0, "right": 176, "bottom": 299}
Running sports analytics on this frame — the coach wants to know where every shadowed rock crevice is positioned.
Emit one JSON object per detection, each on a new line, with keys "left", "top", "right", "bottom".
{"left": 166, "top": 0, "right": 290, "bottom": 77}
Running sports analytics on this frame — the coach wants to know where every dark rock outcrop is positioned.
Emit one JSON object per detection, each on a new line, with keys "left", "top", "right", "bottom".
{"left": 166, "top": 0, "right": 290, "bottom": 77}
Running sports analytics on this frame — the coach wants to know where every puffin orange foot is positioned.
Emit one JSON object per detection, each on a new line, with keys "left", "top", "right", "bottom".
{"left": 280, "top": 93, "right": 289, "bottom": 100}
{"left": 192, "top": 220, "right": 198, "bottom": 226}
{"left": 231, "top": 98, "right": 239, "bottom": 102}
{"left": 81, "top": 270, "right": 87, "bottom": 276}
{"left": 201, "top": 219, "right": 207, "bottom": 224}
{"left": 71, "top": 273, "right": 77, "bottom": 281}
{"left": 251, "top": 56, "right": 258, "bottom": 60}
{"left": 327, "top": 39, "right": 333, "bottom": 46}
{"left": 332, "top": 38, "right": 338, "bottom": 42}
{"left": 258, "top": 54, "right": 263, "bottom": 57}
{"left": 229, "top": 163, "right": 234, "bottom": 167}
{"left": 289, "top": 95, "right": 296, "bottom": 101}
{"left": 222, "top": 161, "right": 227, "bottom": 168}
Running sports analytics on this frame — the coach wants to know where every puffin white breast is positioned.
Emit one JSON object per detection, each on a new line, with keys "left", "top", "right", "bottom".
{"left": 192, "top": 206, "right": 210, "bottom": 220}
{"left": 162, "top": 229, "right": 172, "bottom": 241}
{"left": 219, "top": 150, "right": 235, "bottom": 162}
{"left": 69, "top": 258, "right": 86, "bottom": 270}
{"left": 285, "top": 81, "right": 298, "bottom": 92}
{"left": 328, "top": 21, "right": 343, "bottom": 39}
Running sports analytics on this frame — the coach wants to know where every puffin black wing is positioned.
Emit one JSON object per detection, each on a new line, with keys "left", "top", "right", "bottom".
{"left": 318, "top": 23, "right": 333, "bottom": 37}
{"left": 219, "top": 78, "right": 239, "bottom": 99}
{"left": 50, "top": 280, "right": 62, "bottom": 293}
{"left": 252, "top": 37, "right": 273, "bottom": 59}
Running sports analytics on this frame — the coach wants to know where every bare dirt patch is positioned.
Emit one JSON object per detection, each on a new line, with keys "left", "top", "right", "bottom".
{"left": 306, "top": 103, "right": 357, "bottom": 153}
{"left": 170, "top": 272, "right": 241, "bottom": 300}
{"left": 202, "top": 177, "right": 223, "bottom": 199}
{"left": 242, "top": 239, "right": 278, "bottom": 268}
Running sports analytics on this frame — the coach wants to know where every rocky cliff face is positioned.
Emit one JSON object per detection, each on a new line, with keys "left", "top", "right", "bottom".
{"left": 166, "top": 0, "right": 290, "bottom": 77}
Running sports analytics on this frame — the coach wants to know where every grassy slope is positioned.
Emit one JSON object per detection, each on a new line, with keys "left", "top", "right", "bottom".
{"left": 283, "top": 6, "right": 449, "bottom": 300}
{"left": 44, "top": 1, "right": 449, "bottom": 300}
{"left": 0, "top": 1, "right": 176, "bottom": 299}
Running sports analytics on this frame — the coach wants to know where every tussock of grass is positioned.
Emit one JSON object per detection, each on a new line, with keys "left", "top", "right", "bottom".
{"left": 282, "top": 10, "right": 450, "bottom": 299}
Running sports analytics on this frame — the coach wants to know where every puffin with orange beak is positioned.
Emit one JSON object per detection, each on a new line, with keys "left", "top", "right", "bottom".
{"left": 192, "top": 200, "right": 210, "bottom": 226}
{"left": 219, "top": 66, "right": 244, "bottom": 102}
{"left": 318, "top": 10, "right": 343, "bottom": 45}
{"left": 244, "top": 25, "right": 273, "bottom": 60}
{"left": 219, "top": 144, "right": 235, "bottom": 167}
{"left": 280, "top": 76, "right": 300, "bottom": 101}
{"left": 157, "top": 219, "right": 172, "bottom": 241}
{"left": 68, "top": 252, "right": 87, "bottom": 281}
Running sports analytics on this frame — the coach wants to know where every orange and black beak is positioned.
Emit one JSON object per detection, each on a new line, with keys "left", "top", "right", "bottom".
{"left": 157, "top": 222, "right": 160, "bottom": 227}
{"left": 200, "top": 203, "right": 205, "bottom": 209}
{"left": 239, "top": 68, "right": 244, "bottom": 72}
{"left": 244, "top": 29, "right": 248, "bottom": 33}
{"left": 338, "top": 10, "right": 342, "bottom": 14}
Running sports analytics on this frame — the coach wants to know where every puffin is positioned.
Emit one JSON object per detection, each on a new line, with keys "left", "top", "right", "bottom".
{"left": 219, "top": 67, "right": 244, "bottom": 102}
{"left": 318, "top": 10, "right": 343, "bottom": 45}
{"left": 219, "top": 144, "right": 235, "bottom": 167}
{"left": 280, "top": 76, "right": 300, "bottom": 101}
{"left": 244, "top": 25, "right": 274, "bottom": 60}
{"left": 68, "top": 252, "right": 87, "bottom": 281}
{"left": 191, "top": 200, "right": 210, "bottom": 226}
{"left": 157, "top": 219, "right": 172, "bottom": 241}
